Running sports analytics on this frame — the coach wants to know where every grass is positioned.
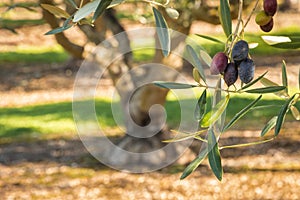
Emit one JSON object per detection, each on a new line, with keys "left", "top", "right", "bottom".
{"left": 131, "top": 25, "right": 300, "bottom": 62}
{"left": 189, "top": 25, "right": 300, "bottom": 57}
{"left": 0, "top": 95, "right": 298, "bottom": 143}
{"left": 0, "top": 101, "right": 75, "bottom": 141}
{"left": 0, "top": 45, "right": 69, "bottom": 63}
{"left": 1, "top": 26, "right": 299, "bottom": 64}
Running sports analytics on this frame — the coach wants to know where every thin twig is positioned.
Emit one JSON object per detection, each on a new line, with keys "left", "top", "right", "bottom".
{"left": 198, "top": 83, "right": 237, "bottom": 93}
{"left": 143, "top": 0, "right": 166, "bottom": 7}
{"left": 79, "top": 0, "right": 84, "bottom": 8}
{"left": 227, "top": 0, "right": 243, "bottom": 55}
{"left": 233, "top": 0, "right": 244, "bottom": 39}
{"left": 194, "top": 136, "right": 208, "bottom": 143}
{"left": 244, "top": 0, "right": 260, "bottom": 28}
{"left": 219, "top": 137, "right": 275, "bottom": 150}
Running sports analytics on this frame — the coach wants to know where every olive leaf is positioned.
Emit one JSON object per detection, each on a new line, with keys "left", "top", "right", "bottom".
{"left": 195, "top": 34, "right": 225, "bottom": 44}
{"left": 249, "top": 43, "right": 259, "bottom": 49}
{"left": 41, "top": 4, "right": 70, "bottom": 18}
{"left": 153, "top": 7, "right": 170, "bottom": 57}
{"left": 180, "top": 148, "right": 208, "bottom": 180}
{"left": 260, "top": 77, "right": 278, "bottom": 86}
{"left": 200, "top": 50, "right": 212, "bottom": 66}
{"left": 261, "top": 116, "right": 277, "bottom": 137}
{"left": 108, "top": 0, "right": 125, "bottom": 8}
{"left": 208, "top": 129, "right": 223, "bottom": 181}
{"left": 153, "top": 81, "right": 197, "bottom": 89}
{"left": 291, "top": 105, "right": 300, "bottom": 120}
{"left": 281, "top": 60, "right": 288, "bottom": 94}
{"left": 201, "top": 95, "right": 230, "bottom": 128}
{"left": 73, "top": 0, "right": 100, "bottom": 22}
{"left": 299, "top": 67, "right": 300, "bottom": 90}
{"left": 219, "top": 0, "right": 232, "bottom": 39}
{"left": 261, "top": 35, "right": 300, "bottom": 49}
{"left": 45, "top": 23, "right": 73, "bottom": 35}
{"left": 186, "top": 45, "right": 206, "bottom": 83}
{"left": 194, "top": 89, "right": 207, "bottom": 121}
{"left": 163, "top": 129, "right": 207, "bottom": 143}
{"left": 93, "top": 0, "right": 112, "bottom": 22}
{"left": 260, "top": 77, "right": 288, "bottom": 97}
{"left": 245, "top": 86, "right": 286, "bottom": 94}
{"left": 223, "top": 95, "right": 262, "bottom": 132}
{"left": 275, "top": 94, "right": 297, "bottom": 136}
{"left": 240, "top": 71, "right": 268, "bottom": 91}
{"left": 65, "top": 0, "right": 78, "bottom": 9}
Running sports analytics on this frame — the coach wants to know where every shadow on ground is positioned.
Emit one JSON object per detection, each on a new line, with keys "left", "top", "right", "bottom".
{"left": 0, "top": 133, "right": 299, "bottom": 173}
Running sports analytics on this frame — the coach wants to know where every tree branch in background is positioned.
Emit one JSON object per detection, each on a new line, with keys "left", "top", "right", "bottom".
{"left": 40, "top": 0, "right": 84, "bottom": 59}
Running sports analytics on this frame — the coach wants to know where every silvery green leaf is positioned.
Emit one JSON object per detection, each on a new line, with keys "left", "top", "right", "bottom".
{"left": 153, "top": 7, "right": 170, "bottom": 57}
{"left": 73, "top": 0, "right": 100, "bottom": 22}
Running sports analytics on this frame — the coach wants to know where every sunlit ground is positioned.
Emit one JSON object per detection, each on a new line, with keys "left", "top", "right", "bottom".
{"left": 0, "top": 4, "right": 300, "bottom": 199}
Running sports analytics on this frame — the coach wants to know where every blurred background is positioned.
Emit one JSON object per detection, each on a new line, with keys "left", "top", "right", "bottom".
{"left": 0, "top": 0, "right": 300, "bottom": 199}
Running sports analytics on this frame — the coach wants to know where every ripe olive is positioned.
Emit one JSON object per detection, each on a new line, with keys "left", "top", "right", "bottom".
{"left": 210, "top": 52, "right": 228, "bottom": 75}
{"left": 224, "top": 63, "right": 238, "bottom": 86}
{"left": 239, "top": 58, "right": 255, "bottom": 84}
{"left": 231, "top": 40, "right": 249, "bottom": 62}
{"left": 260, "top": 18, "right": 274, "bottom": 32}
{"left": 264, "top": 0, "right": 277, "bottom": 16}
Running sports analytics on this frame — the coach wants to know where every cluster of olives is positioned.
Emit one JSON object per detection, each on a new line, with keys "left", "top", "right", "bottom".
{"left": 210, "top": 40, "right": 255, "bottom": 87}
{"left": 255, "top": 0, "right": 278, "bottom": 32}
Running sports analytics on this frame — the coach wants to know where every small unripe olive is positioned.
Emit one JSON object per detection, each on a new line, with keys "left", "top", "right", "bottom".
{"left": 231, "top": 40, "right": 249, "bottom": 62}
{"left": 224, "top": 63, "right": 238, "bottom": 87}
{"left": 260, "top": 18, "right": 274, "bottom": 32}
{"left": 210, "top": 52, "right": 228, "bottom": 75}
{"left": 264, "top": 0, "right": 277, "bottom": 16}
{"left": 239, "top": 58, "right": 255, "bottom": 84}
{"left": 193, "top": 68, "right": 201, "bottom": 83}
{"left": 255, "top": 10, "right": 272, "bottom": 26}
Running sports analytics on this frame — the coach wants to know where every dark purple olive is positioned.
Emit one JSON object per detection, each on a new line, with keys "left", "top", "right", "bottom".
{"left": 260, "top": 18, "right": 274, "bottom": 32}
{"left": 239, "top": 58, "right": 255, "bottom": 84}
{"left": 231, "top": 40, "right": 249, "bottom": 62}
{"left": 264, "top": 0, "right": 277, "bottom": 16}
{"left": 210, "top": 52, "right": 228, "bottom": 75}
{"left": 224, "top": 62, "right": 238, "bottom": 87}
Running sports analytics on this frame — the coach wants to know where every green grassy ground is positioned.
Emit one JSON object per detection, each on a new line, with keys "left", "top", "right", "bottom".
{"left": 1, "top": 95, "right": 298, "bottom": 142}
{"left": 0, "top": 26, "right": 298, "bottom": 142}
{"left": 1, "top": 26, "right": 299, "bottom": 64}
{"left": 189, "top": 26, "right": 300, "bottom": 57}
{"left": 0, "top": 45, "right": 69, "bottom": 63}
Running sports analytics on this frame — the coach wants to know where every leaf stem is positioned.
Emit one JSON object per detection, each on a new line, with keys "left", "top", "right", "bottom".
{"left": 219, "top": 137, "right": 275, "bottom": 150}
{"left": 143, "top": 0, "right": 166, "bottom": 7}
{"left": 198, "top": 83, "right": 237, "bottom": 93}
{"left": 79, "top": 0, "right": 84, "bottom": 8}
{"left": 194, "top": 135, "right": 208, "bottom": 143}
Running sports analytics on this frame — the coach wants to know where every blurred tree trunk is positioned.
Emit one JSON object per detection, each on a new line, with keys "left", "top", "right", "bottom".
{"left": 40, "top": 0, "right": 252, "bottom": 157}
{"left": 40, "top": 0, "right": 84, "bottom": 59}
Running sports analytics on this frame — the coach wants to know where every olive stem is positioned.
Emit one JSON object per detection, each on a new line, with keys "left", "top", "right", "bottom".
{"left": 194, "top": 136, "right": 208, "bottom": 143}
{"left": 219, "top": 137, "right": 275, "bottom": 150}
{"left": 227, "top": 0, "right": 244, "bottom": 55}
{"left": 198, "top": 83, "right": 238, "bottom": 93}
{"left": 144, "top": 0, "right": 167, "bottom": 7}
{"left": 79, "top": 0, "right": 84, "bottom": 8}
{"left": 244, "top": 0, "right": 260, "bottom": 28}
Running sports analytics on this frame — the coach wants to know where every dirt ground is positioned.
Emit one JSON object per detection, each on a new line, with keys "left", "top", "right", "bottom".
{"left": 0, "top": 10, "right": 300, "bottom": 200}
{"left": 0, "top": 132, "right": 300, "bottom": 200}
